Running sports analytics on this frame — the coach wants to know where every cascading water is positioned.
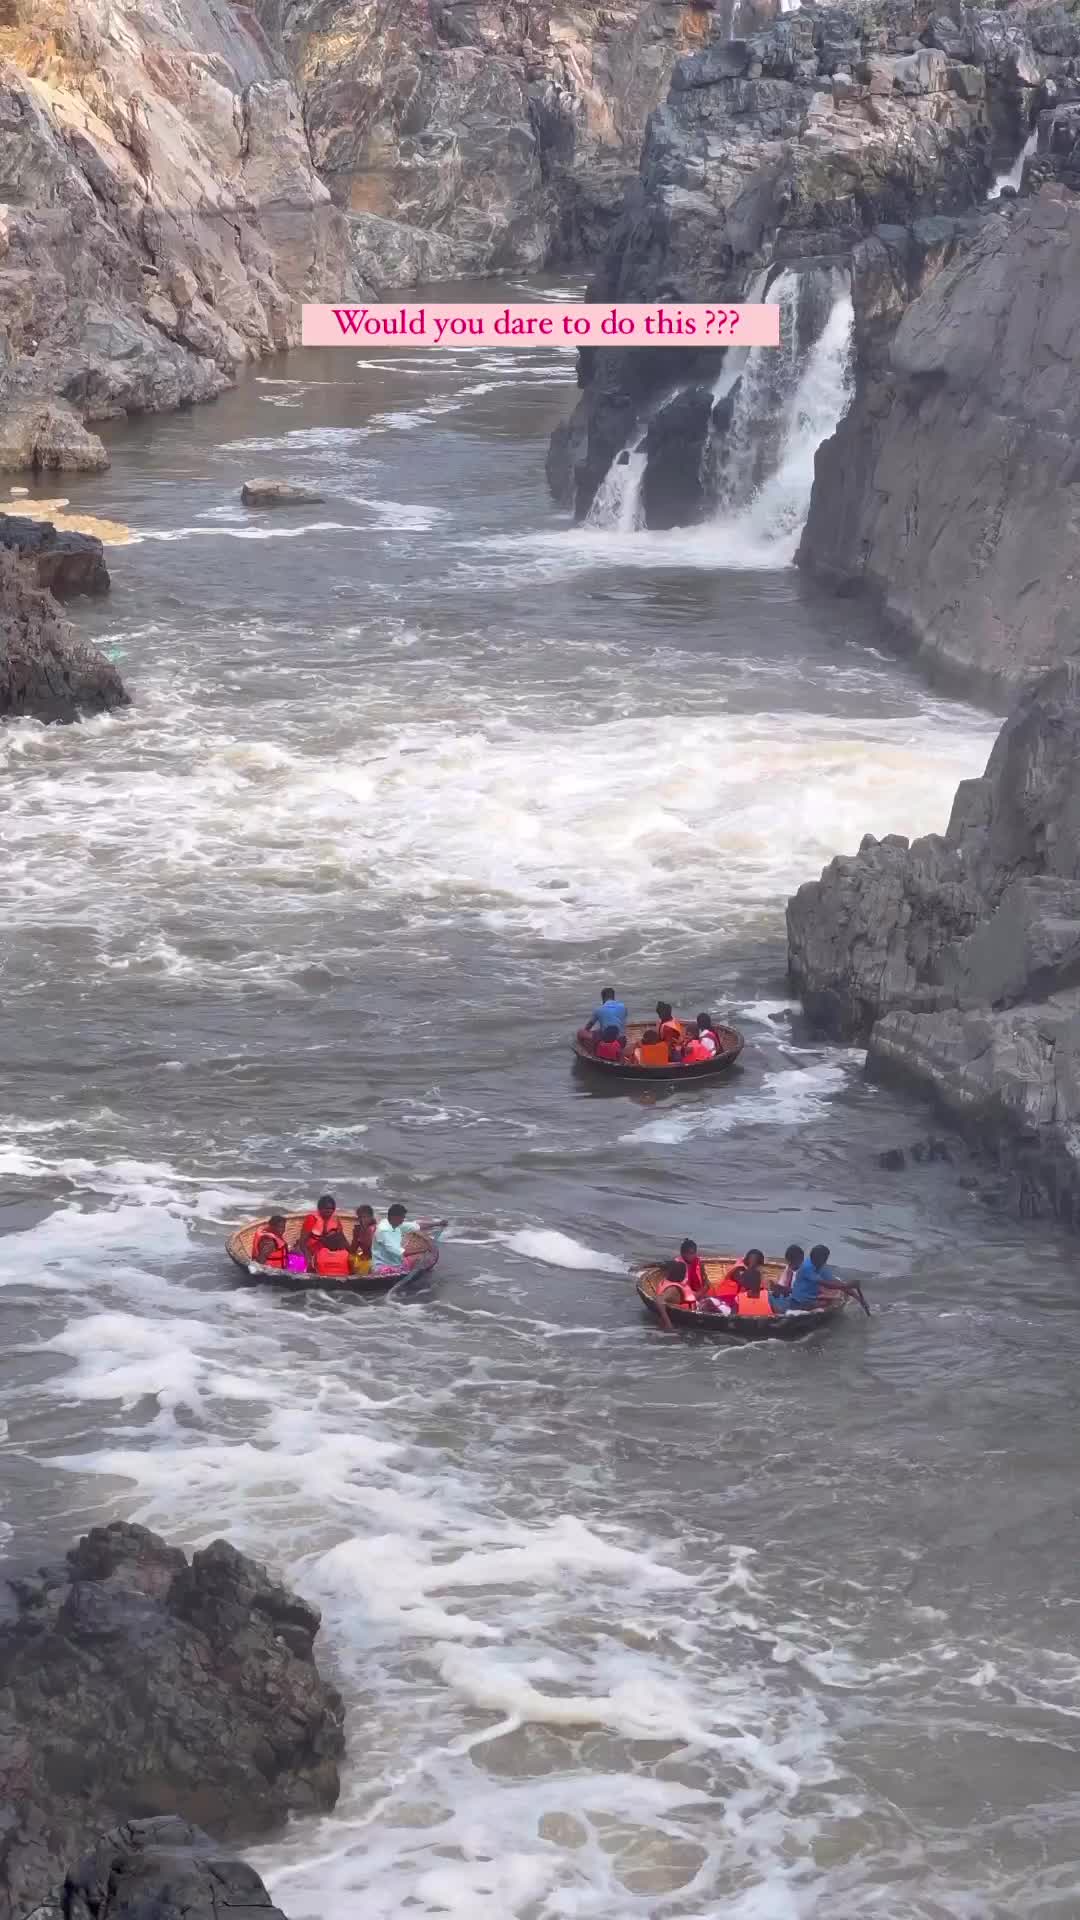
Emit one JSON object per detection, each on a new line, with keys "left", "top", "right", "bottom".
{"left": 584, "top": 443, "right": 647, "bottom": 531}
{"left": 987, "top": 128, "right": 1037, "bottom": 199}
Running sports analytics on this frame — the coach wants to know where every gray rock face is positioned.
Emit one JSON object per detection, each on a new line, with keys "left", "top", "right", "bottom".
{"left": 799, "top": 185, "right": 1080, "bottom": 698}
{"left": 0, "top": 1523, "right": 344, "bottom": 1920}
{"left": 0, "top": 514, "right": 110, "bottom": 599}
{"left": 241, "top": 479, "right": 327, "bottom": 507}
{"left": 31, "top": 1818, "right": 291, "bottom": 1920}
{"left": 787, "top": 662, "right": 1080, "bottom": 1222}
{"left": 0, "top": 0, "right": 353, "bottom": 469}
{"left": 0, "top": 550, "right": 127, "bottom": 722}
{"left": 548, "top": 0, "right": 1080, "bottom": 525}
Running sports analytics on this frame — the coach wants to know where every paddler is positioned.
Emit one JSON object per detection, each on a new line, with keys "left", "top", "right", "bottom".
{"left": 371, "top": 1202, "right": 447, "bottom": 1272}
{"left": 577, "top": 986, "right": 628, "bottom": 1053}
{"left": 781, "top": 1243, "right": 844, "bottom": 1310}
{"left": 299, "top": 1193, "right": 343, "bottom": 1267}
{"left": 252, "top": 1213, "right": 290, "bottom": 1269}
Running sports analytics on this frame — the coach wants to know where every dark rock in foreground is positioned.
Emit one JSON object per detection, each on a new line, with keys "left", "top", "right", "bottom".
{"left": 799, "top": 186, "right": 1080, "bottom": 698}
{"left": 0, "top": 1523, "right": 344, "bottom": 1920}
{"left": 0, "top": 513, "right": 110, "bottom": 599}
{"left": 28, "top": 1817, "right": 290, "bottom": 1920}
{"left": 240, "top": 479, "right": 326, "bottom": 507}
{"left": 0, "top": 550, "right": 127, "bottom": 724}
{"left": 787, "top": 662, "right": 1080, "bottom": 1224}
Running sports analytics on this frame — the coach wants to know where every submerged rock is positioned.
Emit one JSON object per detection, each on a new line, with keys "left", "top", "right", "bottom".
{"left": 0, "top": 513, "right": 110, "bottom": 598}
{"left": 240, "top": 478, "right": 326, "bottom": 507}
{"left": 0, "top": 1522, "right": 344, "bottom": 1919}
{"left": 787, "top": 661, "right": 1080, "bottom": 1224}
{"left": 38, "top": 1817, "right": 291, "bottom": 1920}
{"left": 0, "top": 549, "right": 126, "bottom": 723}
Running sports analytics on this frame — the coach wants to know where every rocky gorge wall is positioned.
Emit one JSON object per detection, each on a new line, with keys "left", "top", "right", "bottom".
{"left": 787, "top": 662, "right": 1080, "bottom": 1224}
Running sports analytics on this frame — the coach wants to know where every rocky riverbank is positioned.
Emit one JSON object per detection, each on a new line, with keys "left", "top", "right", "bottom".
{"left": 29, "top": 1818, "right": 291, "bottom": 1920}
{"left": 788, "top": 662, "right": 1080, "bottom": 1225}
{"left": 0, "top": 1523, "right": 344, "bottom": 1919}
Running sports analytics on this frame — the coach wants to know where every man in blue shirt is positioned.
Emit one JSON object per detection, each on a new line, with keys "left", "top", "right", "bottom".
{"left": 583, "top": 986, "right": 627, "bottom": 1037}
{"left": 785, "top": 1244, "right": 839, "bottom": 1309}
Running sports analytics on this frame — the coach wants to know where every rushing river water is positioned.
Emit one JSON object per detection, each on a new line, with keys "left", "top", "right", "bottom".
{"left": 4, "top": 284, "right": 1080, "bottom": 1919}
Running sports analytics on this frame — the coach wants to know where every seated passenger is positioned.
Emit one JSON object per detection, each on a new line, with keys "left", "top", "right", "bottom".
{"left": 710, "top": 1248, "right": 764, "bottom": 1302}
{"left": 655, "top": 1002, "right": 684, "bottom": 1052}
{"left": 772, "top": 1243, "right": 805, "bottom": 1297}
{"left": 578, "top": 986, "right": 628, "bottom": 1051}
{"left": 349, "top": 1203, "right": 377, "bottom": 1271}
{"left": 680, "top": 1021, "right": 713, "bottom": 1065}
{"left": 678, "top": 1237, "right": 708, "bottom": 1297}
{"left": 252, "top": 1214, "right": 289, "bottom": 1269}
{"left": 594, "top": 1026, "right": 626, "bottom": 1062}
{"left": 314, "top": 1228, "right": 352, "bottom": 1280}
{"left": 299, "top": 1193, "right": 342, "bottom": 1265}
{"left": 633, "top": 1026, "right": 670, "bottom": 1067}
{"left": 654, "top": 1259, "right": 696, "bottom": 1331}
{"left": 786, "top": 1243, "right": 840, "bottom": 1309}
{"left": 735, "top": 1270, "right": 775, "bottom": 1318}
{"left": 696, "top": 1013, "right": 721, "bottom": 1058}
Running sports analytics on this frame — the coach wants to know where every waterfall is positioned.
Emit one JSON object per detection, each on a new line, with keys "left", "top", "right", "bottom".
{"left": 988, "top": 128, "right": 1037, "bottom": 199}
{"left": 584, "top": 443, "right": 647, "bottom": 530}
{"left": 707, "top": 267, "right": 855, "bottom": 566}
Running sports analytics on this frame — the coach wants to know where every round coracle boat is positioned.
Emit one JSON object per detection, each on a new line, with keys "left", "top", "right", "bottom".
{"left": 573, "top": 1020, "right": 743, "bottom": 1081}
{"left": 636, "top": 1256, "right": 846, "bottom": 1338}
{"left": 226, "top": 1212, "right": 440, "bottom": 1293}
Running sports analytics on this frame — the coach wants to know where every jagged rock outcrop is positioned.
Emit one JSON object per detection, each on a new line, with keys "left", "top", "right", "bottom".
{"left": 550, "top": 0, "right": 1080, "bottom": 522}
{"left": 787, "top": 662, "right": 1080, "bottom": 1222}
{"left": 0, "top": 549, "right": 126, "bottom": 720}
{"left": 259, "top": 0, "right": 782, "bottom": 288}
{"left": 0, "top": 514, "right": 109, "bottom": 598}
{"left": 0, "top": 1523, "right": 344, "bottom": 1919}
{"left": 798, "top": 181, "right": 1080, "bottom": 698}
{"left": 30, "top": 1818, "right": 291, "bottom": 1920}
{"left": 0, "top": 0, "right": 352, "bottom": 471}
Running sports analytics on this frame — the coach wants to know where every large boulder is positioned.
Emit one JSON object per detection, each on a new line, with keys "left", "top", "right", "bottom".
{"left": 799, "top": 185, "right": 1080, "bottom": 698}
{"left": 38, "top": 1817, "right": 291, "bottom": 1920}
{"left": 0, "top": 513, "right": 110, "bottom": 598}
{"left": 0, "top": 1523, "right": 344, "bottom": 1919}
{"left": 787, "top": 662, "right": 1080, "bottom": 1220}
{"left": 240, "top": 478, "right": 326, "bottom": 507}
{"left": 0, "top": 549, "right": 126, "bottom": 722}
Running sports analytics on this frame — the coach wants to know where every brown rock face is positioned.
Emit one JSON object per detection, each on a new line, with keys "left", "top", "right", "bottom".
{"left": 798, "top": 186, "right": 1080, "bottom": 700}
{"left": 0, "top": 512, "right": 110, "bottom": 597}
{"left": 0, "top": 547, "right": 127, "bottom": 721}
{"left": 0, "top": 0, "right": 354, "bottom": 469}
{"left": 260, "top": 0, "right": 765, "bottom": 285}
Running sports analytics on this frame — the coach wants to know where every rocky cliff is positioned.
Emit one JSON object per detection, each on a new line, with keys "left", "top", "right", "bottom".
{"left": 0, "top": 0, "right": 351, "bottom": 473}
{"left": 787, "top": 662, "right": 1080, "bottom": 1224}
{"left": 0, "top": 1523, "right": 344, "bottom": 1919}
{"left": 798, "top": 179, "right": 1080, "bottom": 699}
{"left": 259, "top": 0, "right": 782, "bottom": 290}
{"left": 31, "top": 1818, "right": 292, "bottom": 1920}
{"left": 548, "top": 0, "right": 1080, "bottom": 526}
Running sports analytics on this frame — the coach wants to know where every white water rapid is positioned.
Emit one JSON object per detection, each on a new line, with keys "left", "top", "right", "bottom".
{"left": 988, "top": 128, "right": 1038, "bottom": 198}
{"left": 585, "top": 443, "right": 647, "bottom": 531}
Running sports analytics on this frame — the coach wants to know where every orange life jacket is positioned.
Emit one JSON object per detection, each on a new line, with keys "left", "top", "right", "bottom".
{"left": 707, "top": 1268, "right": 741, "bottom": 1301}
{"left": 254, "top": 1229, "right": 287, "bottom": 1269}
{"left": 658, "top": 1278, "right": 697, "bottom": 1310}
{"left": 658, "top": 1019, "right": 683, "bottom": 1046}
{"left": 637, "top": 1041, "right": 670, "bottom": 1067}
{"left": 315, "top": 1245, "right": 350, "bottom": 1277}
{"left": 302, "top": 1210, "right": 341, "bottom": 1245}
{"left": 736, "top": 1289, "right": 773, "bottom": 1318}
{"left": 682, "top": 1039, "right": 712, "bottom": 1064}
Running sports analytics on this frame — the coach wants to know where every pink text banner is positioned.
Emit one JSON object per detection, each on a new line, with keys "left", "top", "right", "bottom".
{"left": 303, "top": 303, "right": 780, "bottom": 349}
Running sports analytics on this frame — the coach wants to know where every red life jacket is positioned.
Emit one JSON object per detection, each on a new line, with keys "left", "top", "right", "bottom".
{"left": 595, "top": 1037, "right": 623, "bottom": 1062}
{"left": 315, "top": 1245, "right": 350, "bottom": 1277}
{"left": 680, "top": 1254, "right": 707, "bottom": 1296}
{"left": 682, "top": 1039, "right": 712, "bottom": 1064}
{"left": 254, "top": 1228, "right": 288, "bottom": 1269}
{"left": 708, "top": 1266, "right": 741, "bottom": 1301}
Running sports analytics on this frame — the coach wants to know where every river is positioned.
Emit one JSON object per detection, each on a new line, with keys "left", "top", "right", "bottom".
{"left": 3, "top": 282, "right": 1079, "bottom": 1919}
